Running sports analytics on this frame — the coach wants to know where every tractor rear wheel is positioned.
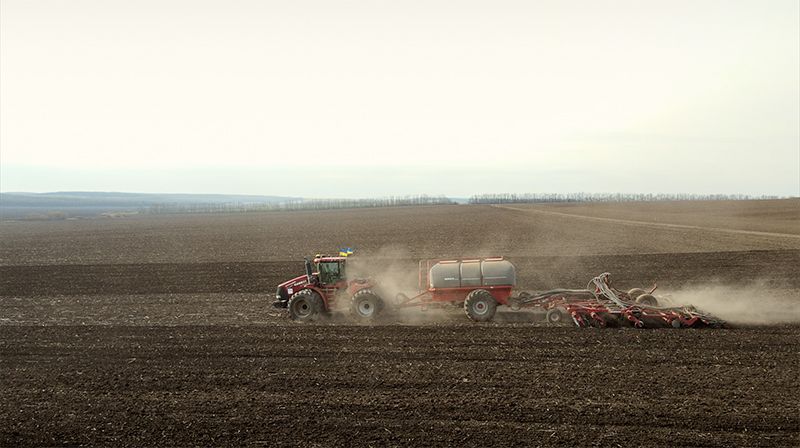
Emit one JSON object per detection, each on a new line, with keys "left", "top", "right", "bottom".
{"left": 288, "top": 289, "right": 323, "bottom": 322}
{"left": 351, "top": 289, "right": 384, "bottom": 320}
{"left": 546, "top": 307, "right": 567, "bottom": 324}
{"left": 464, "top": 289, "right": 497, "bottom": 322}
{"left": 636, "top": 294, "right": 658, "bottom": 306}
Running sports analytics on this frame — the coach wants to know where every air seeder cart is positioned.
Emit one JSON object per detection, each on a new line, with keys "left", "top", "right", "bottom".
{"left": 394, "top": 257, "right": 517, "bottom": 321}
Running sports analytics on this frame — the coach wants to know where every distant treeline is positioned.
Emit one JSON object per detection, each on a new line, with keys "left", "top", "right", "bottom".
{"left": 143, "top": 195, "right": 455, "bottom": 215}
{"left": 468, "top": 193, "right": 783, "bottom": 204}
{"left": 4, "top": 191, "right": 790, "bottom": 221}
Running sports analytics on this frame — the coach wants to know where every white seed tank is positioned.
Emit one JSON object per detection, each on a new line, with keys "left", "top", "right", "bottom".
{"left": 429, "top": 259, "right": 516, "bottom": 289}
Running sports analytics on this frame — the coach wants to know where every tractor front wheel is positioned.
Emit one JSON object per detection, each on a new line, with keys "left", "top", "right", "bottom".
{"left": 464, "top": 289, "right": 497, "bottom": 322}
{"left": 351, "top": 289, "right": 384, "bottom": 320}
{"left": 288, "top": 289, "right": 324, "bottom": 322}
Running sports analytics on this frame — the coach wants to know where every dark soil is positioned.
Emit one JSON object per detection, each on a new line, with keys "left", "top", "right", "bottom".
{"left": 1, "top": 203, "right": 799, "bottom": 446}
{"left": 1, "top": 325, "right": 798, "bottom": 447}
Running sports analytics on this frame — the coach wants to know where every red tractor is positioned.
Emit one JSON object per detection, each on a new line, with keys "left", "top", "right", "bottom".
{"left": 272, "top": 255, "right": 385, "bottom": 321}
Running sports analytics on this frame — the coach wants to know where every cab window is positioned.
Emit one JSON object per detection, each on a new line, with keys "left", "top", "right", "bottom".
{"left": 318, "top": 261, "right": 344, "bottom": 284}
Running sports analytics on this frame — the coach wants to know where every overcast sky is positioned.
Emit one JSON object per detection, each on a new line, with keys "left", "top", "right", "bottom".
{"left": 1, "top": 0, "right": 798, "bottom": 198}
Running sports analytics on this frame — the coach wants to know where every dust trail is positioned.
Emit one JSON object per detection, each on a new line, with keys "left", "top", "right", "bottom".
{"left": 347, "top": 245, "right": 418, "bottom": 298}
{"left": 663, "top": 283, "right": 800, "bottom": 325}
{"left": 346, "top": 246, "right": 467, "bottom": 324}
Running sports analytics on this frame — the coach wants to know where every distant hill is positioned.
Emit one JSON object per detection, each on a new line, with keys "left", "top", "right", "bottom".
{"left": 0, "top": 192, "right": 300, "bottom": 220}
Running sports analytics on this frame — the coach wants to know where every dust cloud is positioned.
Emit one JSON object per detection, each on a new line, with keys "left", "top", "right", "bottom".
{"left": 346, "top": 246, "right": 464, "bottom": 324}
{"left": 347, "top": 245, "right": 418, "bottom": 298}
{"left": 664, "top": 283, "right": 800, "bottom": 325}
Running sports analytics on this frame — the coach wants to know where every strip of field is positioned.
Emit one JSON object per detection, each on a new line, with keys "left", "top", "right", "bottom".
{"left": 1, "top": 325, "right": 798, "bottom": 447}
{"left": 2, "top": 250, "right": 798, "bottom": 298}
{"left": 2, "top": 201, "right": 799, "bottom": 267}
{"left": 503, "top": 199, "right": 800, "bottom": 235}
{"left": 494, "top": 203, "right": 800, "bottom": 240}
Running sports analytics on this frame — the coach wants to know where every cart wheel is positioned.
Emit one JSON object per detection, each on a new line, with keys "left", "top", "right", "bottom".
{"left": 627, "top": 288, "right": 647, "bottom": 301}
{"left": 636, "top": 294, "right": 658, "bottom": 306}
{"left": 546, "top": 307, "right": 567, "bottom": 324}
{"left": 351, "top": 289, "right": 384, "bottom": 320}
{"left": 288, "top": 289, "right": 323, "bottom": 322}
{"left": 464, "top": 290, "right": 497, "bottom": 322}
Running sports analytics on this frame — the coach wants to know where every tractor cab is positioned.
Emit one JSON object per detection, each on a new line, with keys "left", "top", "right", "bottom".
{"left": 313, "top": 255, "right": 347, "bottom": 286}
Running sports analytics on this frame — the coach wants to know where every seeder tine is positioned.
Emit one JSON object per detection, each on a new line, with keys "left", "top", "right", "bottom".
{"left": 589, "top": 312, "right": 607, "bottom": 328}
{"left": 571, "top": 312, "right": 587, "bottom": 328}
{"left": 622, "top": 309, "right": 645, "bottom": 328}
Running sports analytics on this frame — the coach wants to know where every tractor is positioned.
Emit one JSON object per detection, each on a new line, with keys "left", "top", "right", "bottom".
{"left": 272, "top": 254, "right": 384, "bottom": 321}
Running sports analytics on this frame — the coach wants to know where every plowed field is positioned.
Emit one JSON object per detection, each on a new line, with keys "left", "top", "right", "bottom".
{"left": 1, "top": 200, "right": 799, "bottom": 446}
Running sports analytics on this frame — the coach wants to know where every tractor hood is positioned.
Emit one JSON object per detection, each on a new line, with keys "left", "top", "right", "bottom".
{"left": 275, "top": 274, "right": 315, "bottom": 303}
{"left": 278, "top": 275, "right": 311, "bottom": 292}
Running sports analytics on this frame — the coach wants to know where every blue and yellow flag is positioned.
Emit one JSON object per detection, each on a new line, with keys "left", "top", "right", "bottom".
{"left": 339, "top": 247, "right": 354, "bottom": 257}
